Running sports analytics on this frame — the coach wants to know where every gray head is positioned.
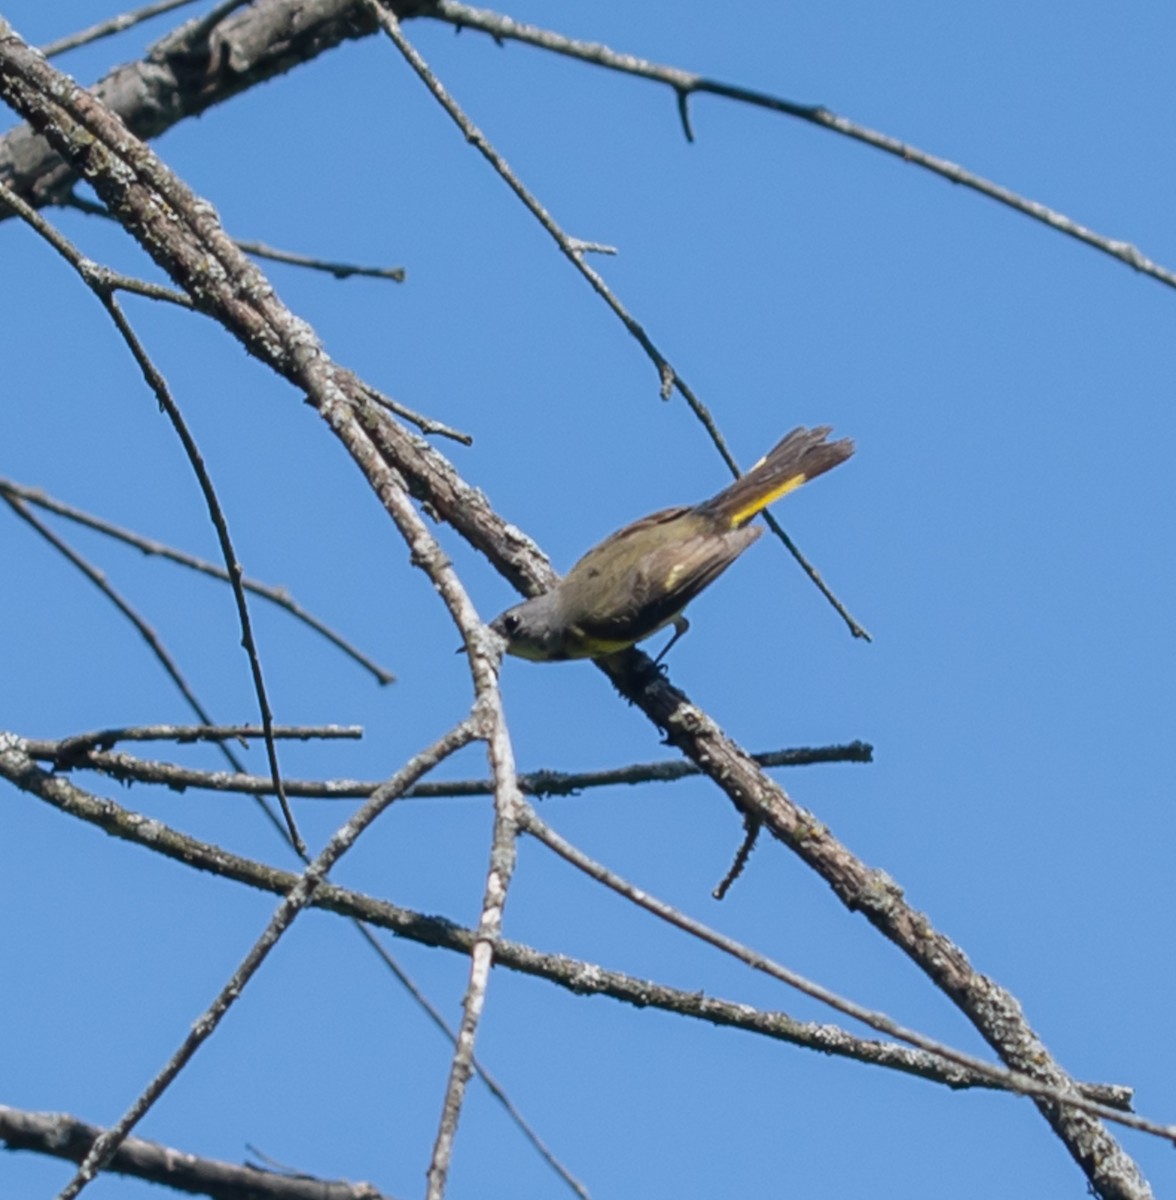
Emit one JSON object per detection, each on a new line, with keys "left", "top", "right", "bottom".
{"left": 488, "top": 593, "right": 572, "bottom": 661}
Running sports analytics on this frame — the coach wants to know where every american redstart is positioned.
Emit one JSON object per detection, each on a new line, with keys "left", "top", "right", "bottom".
{"left": 490, "top": 425, "right": 853, "bottom": 662}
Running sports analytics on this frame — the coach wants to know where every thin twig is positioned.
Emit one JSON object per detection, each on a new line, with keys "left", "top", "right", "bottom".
{"left": 237, "top": 237, "right": 405, "bottom": 281}
{"left": 40, "top": 0, "right": 202, "bottom": 58}
{"left": 428, "top": 0, "right": 1176, "bottom": 293}
{"left": 50, "top": 723, "right": 360, "bottom": 759}
{"left": 0, "top": 477, "right": 395, "bottom": 684}
{"left": 359, "top": 383, "right": 473, "bottom": 445}
{"left": 101, "top": 291, "right": 306, "bottom": 855}
{"left": 23, "top": 738, "right": 871, "bottom": 799}
{"left": 88, "top": 264, "right": 193, "bottom": 306}
{"left": 712, "top": 814, "right": 760, "bottom": 900}
{"left": 74, "top": 261, "right": 191, "bottom": 306}
{"left": 363, "top": 0, "right": 869, "bottom": 640}
{"left": 65, "top": 722, "right": 360, "bottom": 745}
{"left": 0, "top": 1104, "right": 389, "bottom": 1200}
{"left": 53, "top": 718, "right": 478, "bottom": 1200}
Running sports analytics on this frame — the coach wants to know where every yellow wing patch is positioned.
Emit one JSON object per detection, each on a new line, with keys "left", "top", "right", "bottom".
{"left": 665, "top": 561, "right": 687, "bottom": 589}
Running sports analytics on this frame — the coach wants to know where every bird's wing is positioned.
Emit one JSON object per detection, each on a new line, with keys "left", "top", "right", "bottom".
{"left": 573, "top": 522, "right": 762, "bottom": 644}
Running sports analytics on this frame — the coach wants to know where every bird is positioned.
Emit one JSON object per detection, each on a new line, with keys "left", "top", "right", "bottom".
{"left": 489, "top": 425, "right": 853, "bottom": 662}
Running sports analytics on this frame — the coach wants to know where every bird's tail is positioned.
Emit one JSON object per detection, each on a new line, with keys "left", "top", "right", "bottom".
{"left": 697, "top": 426, "right": 854, "bottom": 529}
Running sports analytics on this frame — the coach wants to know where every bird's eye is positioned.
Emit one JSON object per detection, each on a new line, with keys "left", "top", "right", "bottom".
{"left": 492, "top": 609, "right": 518, "bottom": 638}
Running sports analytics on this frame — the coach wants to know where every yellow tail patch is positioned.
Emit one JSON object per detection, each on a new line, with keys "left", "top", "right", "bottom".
{"left": 727, "top": 472, "right": 807, "bottom": 527}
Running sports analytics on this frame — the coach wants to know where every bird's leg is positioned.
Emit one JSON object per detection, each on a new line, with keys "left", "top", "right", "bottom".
{"left": 653, "top": 615, "right": 690, "bottom": 665}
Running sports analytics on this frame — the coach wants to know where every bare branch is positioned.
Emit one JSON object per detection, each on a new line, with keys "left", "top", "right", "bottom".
{"left": 427, "top": 0, "right": 1176, "bottom": 293}
{"left": 22, "top": 737, "right": 871, "bottom": 799}
{"left": 517, "top": 800, "right": 1166, "bottom": 1144}
{"left": 0, "top": 1104, "right": 389, "bottom": 1200}
{"left": 0, "top": 733, "right": 1133, "bottom": 1111}
{"left": 10, "top": 0, "right": 1176, "bottom": 301}
{"left": 40, "top": 0, "right": 202, "bottom": 59}
{"left": 48, "top": 723, "right": 361, "bottom": 759}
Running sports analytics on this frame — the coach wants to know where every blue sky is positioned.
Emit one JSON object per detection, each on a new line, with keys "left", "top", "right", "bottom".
{"left": 2, "top": 2, "right": 1174, "bottom": 1197}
